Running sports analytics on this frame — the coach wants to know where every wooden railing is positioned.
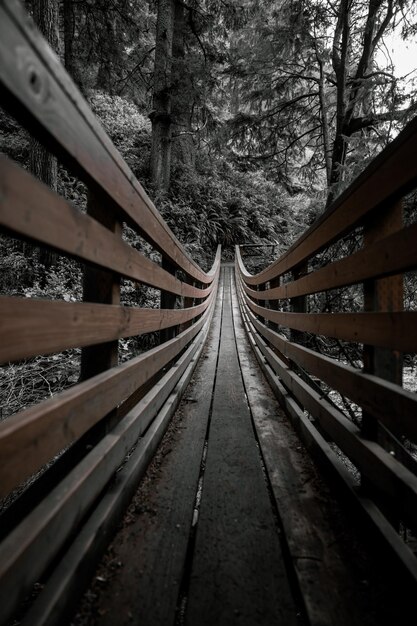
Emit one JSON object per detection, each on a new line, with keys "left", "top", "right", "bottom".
{"left": 236, "top": 114, "right": 417, "bottom": 585}
{"left": 0, "top": 1, "right": 220, "bottom": 623}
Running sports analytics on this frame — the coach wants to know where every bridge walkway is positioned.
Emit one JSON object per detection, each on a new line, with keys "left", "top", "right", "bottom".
{"left": 70, "top": 265, "right": 402, "bottom": 626}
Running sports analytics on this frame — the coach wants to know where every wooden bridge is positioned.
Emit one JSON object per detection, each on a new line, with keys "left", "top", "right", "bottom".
{"left": 1, "top": 2, "right": 417, "bottom": 625}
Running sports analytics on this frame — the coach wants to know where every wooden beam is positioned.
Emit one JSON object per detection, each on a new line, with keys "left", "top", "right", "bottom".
{"left": 0, "top": 296, "right": 212, "bottom": 364}
{"left": 238, "top": 221, "right": 417, "bottom": 299}
{"left": 0, "top": 296, "right": 215, "bottom": 496}
{"left": 0, "top": 0, "right": 214, "bottom": 283}
{"left": 243, "top": 306, "right": 417, "bottom": 444}
{"left": 243, "top": 293, "right": 417, "bottom": 352}
{"left": 0, "top": 158, "right": 214, "bottom": 299}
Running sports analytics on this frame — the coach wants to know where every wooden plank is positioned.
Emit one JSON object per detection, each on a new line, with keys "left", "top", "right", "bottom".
{"left": 63, "top": 267, "right": 225, "bottom": 626}
{"left": 240, "top": 305, "right": 417, "bottom": 533}
{"left": 237, "top": 114, "right": 417, "bottom": 285}
{"left": 232, "top": 273, "right": 382, "bottom": 626}
{"left": 186, "top": 266, "right": 298, "bottom": 626}
{"left": 238, "top": 221, "right": 417, "bottom": 298}
{"left": 241, "top": 306, "right": 417, "bottom": 596}
{"left": 242, "top": 289, "right": 417, "bottom": 352}
{"left": 0, "top": 309, "right": 213, "bottom": 626}
{"left": 239, "top": 291, "right": 417, "bottom": 599}
{"left": 0, "top": 287, "right": 217, "bottom": 497}
{"left": 0, "top": 157, "right": 216, "bottom": 299}
{"left": 0, "top": 296, "right": 211, "bottom": 364}
{"left": 0, "top": 0, "right": 213, "bottom": 283}
{"left": 243, "top": 305, "right": 417, "bottom": 444}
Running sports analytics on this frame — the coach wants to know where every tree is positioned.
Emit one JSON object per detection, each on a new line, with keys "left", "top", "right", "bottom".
{"left": 62, "top": 0, "right": 83, "bottom": 87}
{"left": 150, "top": 0, "right": 175, "bottom": 191}
{"left": 171, "top": 0, "right": 195, "bottom": 169}
{"left": 29, "top": 0, "right": 59, "bottom": 193}
{"left": 226, "top": 0, "right": 417, "bottom": 203}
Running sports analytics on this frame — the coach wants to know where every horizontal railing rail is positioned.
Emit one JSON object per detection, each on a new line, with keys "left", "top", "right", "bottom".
{"left": 0, "top": 2, "right": 220, "bottom": 623}
{"left": 236, "top": 115, "right": 417, "bottom": 586}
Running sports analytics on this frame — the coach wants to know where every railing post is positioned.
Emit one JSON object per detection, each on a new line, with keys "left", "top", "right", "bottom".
{"left": 268, "top": 276, "right": 280, "bottom": 332}
{"left": 362, "top": 201, "right": 403, "bottom": 527}
{"left": 363, "top": 202, "right": 403, "bottom": 436}
{"left": 290, "top": 262, "right": 308, "bottom": 344}
{"left": 160, "top": 256, "right": 177, "bottom": 343}
{"left": 180, "top": 279, "right": 196, "bottom": 333}
{"left": 80, "top": 191, "right": 121, "bottom": 381}
{"left": 257, "top": 282, "right": 266, "bottom": 324}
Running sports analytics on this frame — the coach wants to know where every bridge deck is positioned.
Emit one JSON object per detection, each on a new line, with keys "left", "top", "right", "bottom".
{"left": 70, "top": 265, "right": 406, "bottom": 626}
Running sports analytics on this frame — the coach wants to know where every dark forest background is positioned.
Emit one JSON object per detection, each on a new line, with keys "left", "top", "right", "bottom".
{"left": 1, "top": 0, "right": 417, "bottom": 418}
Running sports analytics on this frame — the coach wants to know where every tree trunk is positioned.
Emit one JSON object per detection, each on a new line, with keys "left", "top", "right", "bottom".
{"left": 62, "top": 0, "right": 82, "bottom": 87}
{"left": 327, "top": 0, "right": 350, "bottom": 206}
{"left": 171, "top": 0, "right": 195, "bottom": 170}
{"left": 30, "top": 0, "right": 60, "bottom": 268}
{"left": 316, "top": 52, "right": 332, "bottom": 186}
{"left": 30, "top": 0, "right": 59, "bottom": 196}
{"left": 150, "top": 0, "right": 175, "bottom": 192}
{"left": 95, "top": 9, "right": 118, "bottom": 93}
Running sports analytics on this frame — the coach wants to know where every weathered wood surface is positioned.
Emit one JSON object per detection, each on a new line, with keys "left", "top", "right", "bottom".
{"left": 17, "top": 288, "right": 220, "bottom": 626}
{"left": 245, "top": 305, "right": 417, "bottom": 443}
{"left": 237, "top": 285, "right": 417, "bottom": 534}
{"left": 73, "top": 268, "right": 225, "bottom": 626}
{"left": 61, "top": 263, "right": 411, "bottom": 626}
{"left": 238, "top": 282, "right": 417, "bottom": 604}
{"left": 0, "top": 1, "right": 214, "bottom": 283}
{"left": 0, "top": 157, "right": 217, "bottom": 299}
{"left": 0, "top": 290, "right": 216, "bottom": 626}
{"left": 243, "top": 291, "right": 417, "bottom": 352}
{"left": 0, "top": 295, "right": 212, "bottom": 363}
{"left": 0, "top": 288, "right": 217, "bottom": 497}
{"left": 237, "top": 221, "right": 417, "bottom": 298}
{"left": 231, "top": 273, "right": 383, "bottom": 626}
{"left": 185, "top": 266, "right": 298, "bottom": 626}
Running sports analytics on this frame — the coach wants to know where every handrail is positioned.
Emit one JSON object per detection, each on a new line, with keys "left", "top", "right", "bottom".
{"left": 236, "top": 115, "right": 417, "bottom": 586}
{"left": 0, "top": 3, "right": 220, "bottom": 623}
{"left": 241, "top": 116, "right": 417, "bottom": 286}
{"left": 0, "top": 0, "right": 213, "bottom": 284}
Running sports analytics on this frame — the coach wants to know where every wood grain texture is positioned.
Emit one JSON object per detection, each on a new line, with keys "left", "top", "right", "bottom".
{"left": 239, "top": 298, "right": 417, "bottom": 534}
{"left": 0, "top": 283, "right": 218, "bottom": 497}
{"left": 0, "top": 0, "right": 215, "bottom": 283}
{"left": 231, "top": 271, "right": 379, "bottom": 626}
{"left": 0, "top": 295, "right": 212, "bottom": 363}
{"left": 0, "top": 309, "right": 213, "bottom": 626}
{"left": 242, "top": 288, "right": 417, "bottom": 352}
{"left": 238, "top": 221, "right": 417, "bottom": 298}
{"left": 0, "top": 157, "right": 215, "bottom": 299}
{"left": 242, "top": 304, "right": 417, "bottom": 443}
{"left": 237, "top": 282, "right": 417, "bottom": 594}
{"left": 84, "top": 268, "right": 225, "bottom": 626}
{"left": 186, "top": 266, "right": 298, "bottom": 626}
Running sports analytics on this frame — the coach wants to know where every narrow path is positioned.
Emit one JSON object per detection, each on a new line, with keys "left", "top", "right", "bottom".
{"left": 72, "top": 264, "right": 401, "bottom": 626}
{"left": 184, "top": 265, "right": 298, "bottom": 625}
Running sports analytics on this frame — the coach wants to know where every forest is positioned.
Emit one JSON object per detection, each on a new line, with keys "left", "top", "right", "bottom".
{"left": 1, "top": 0, "right": 417, "bottom": 418}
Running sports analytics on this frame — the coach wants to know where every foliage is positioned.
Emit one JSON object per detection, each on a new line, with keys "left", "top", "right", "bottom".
{"left": 0, "top": 109, "right": 29, "bottom": 164}
{"left": 159, "top": 151, "right": 312, "bottom": 262}
{"left": 225, "top": 0, "right": 417, "bottom": 201}
{"left": 89, "top": 91, "right": 152, "bottom": 179}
